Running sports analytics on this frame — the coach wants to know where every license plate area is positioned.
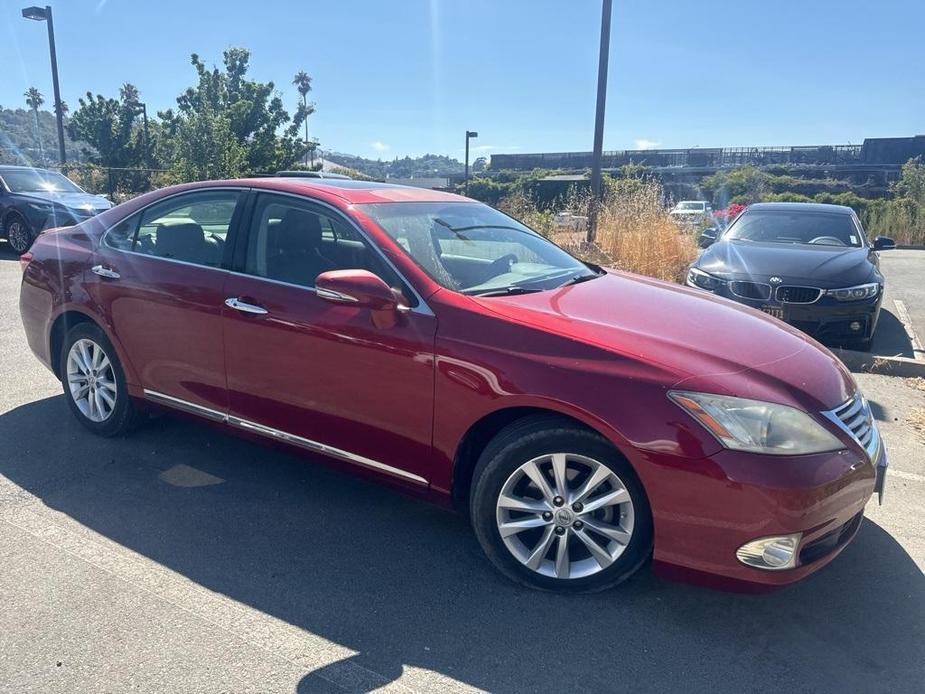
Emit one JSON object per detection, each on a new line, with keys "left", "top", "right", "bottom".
{"left": 761, "top": 305, "right": 785, "bottom": 319}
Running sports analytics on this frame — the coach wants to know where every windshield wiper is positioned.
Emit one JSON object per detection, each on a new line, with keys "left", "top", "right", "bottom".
{"left": 466, "top": 286, "right": 545, "bottom": 297}
{"left": 556, "top": 273, "right": 601, "bottom": 288}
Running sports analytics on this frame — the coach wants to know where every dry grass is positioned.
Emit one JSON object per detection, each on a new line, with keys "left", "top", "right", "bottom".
{"left": 905, "top": 377, "right": 925, "bottom": 393}
{"left": 500, "top": 179, "right": 698, "bottom": 284}
{"left": 910, "top": 408, "right": 925, "bottom": 440}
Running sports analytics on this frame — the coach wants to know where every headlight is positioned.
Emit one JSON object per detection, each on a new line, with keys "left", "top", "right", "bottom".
{"left": 825, "top": 282, "right": 880, "bottom": 301}
{"left": 686, "top": 267, "right": 725, "bottom": 291}
{"left": 668, "top": 390, "right": 844, "bottom": 455}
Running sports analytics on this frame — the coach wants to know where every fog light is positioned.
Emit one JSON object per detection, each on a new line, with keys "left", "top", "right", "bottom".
{"left": 736, "top": 533, "right": 802, "bottom": 570}
{"left": 849, "top": 321, "right": 862, "bottom": 332}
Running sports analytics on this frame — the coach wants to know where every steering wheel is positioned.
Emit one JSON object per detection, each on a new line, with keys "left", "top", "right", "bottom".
{"left": 486, "top": 253, "right": 518, "bottom": 277}
{"left": 808, "top": 236, "right": 845, "bottom": 246}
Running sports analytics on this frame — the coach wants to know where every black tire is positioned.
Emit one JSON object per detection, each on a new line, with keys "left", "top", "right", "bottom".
{"left": 60, "top": 322, "right": 140, "bottom": 437}
{"left": 470, "top": 415, "right": 653, "bottom": 592}
{"left": 4, "top": 212, "right": 35, "bottom": 256}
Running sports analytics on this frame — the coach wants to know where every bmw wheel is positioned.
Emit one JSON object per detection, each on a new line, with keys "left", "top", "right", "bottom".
{"left": 61, "top": 323, "right": 140, "bottom": 436}
{"left": 470, "top": 415, "right": 652, "bottom": 592}
{"left": 5, "top": 212, "right": 35, "bottom": 256}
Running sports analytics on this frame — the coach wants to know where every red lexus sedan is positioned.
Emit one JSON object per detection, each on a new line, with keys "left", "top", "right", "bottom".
{"left": 19, "top": 178, "right": 887, "bottom": 592}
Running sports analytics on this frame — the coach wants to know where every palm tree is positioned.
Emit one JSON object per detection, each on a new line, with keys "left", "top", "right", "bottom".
{"left": 292, "top": 71, "right": 312, "bottom": 165}
{"left": 24, "top": 87, "right": 46, "bottom": 166}
{"left": 120, "top": 82, "right": 140, "bottom": 107}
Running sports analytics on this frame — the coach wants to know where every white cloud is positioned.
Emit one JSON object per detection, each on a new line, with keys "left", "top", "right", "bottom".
{"left": 634, "top": 139, "right": 661, "bottom": 150}
{"left": 371, "top": 141, "right": 390, "bottom": 152}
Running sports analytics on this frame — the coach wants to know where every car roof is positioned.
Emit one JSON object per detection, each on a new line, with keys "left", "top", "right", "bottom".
{"left": 747, "top": 202, "right": 855, "bottom": 215}
{"left": 211, "top": 177, "right": 468, "bottom": 204}
{"left": 0, "top": 165, "right": 56, "bottom": 172}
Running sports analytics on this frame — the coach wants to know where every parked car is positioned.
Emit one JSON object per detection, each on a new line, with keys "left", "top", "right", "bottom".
{"left": 688, "top": 202, "right": 895, "bottom": 350}
{"left": 0, "top": 165, "right": 112, "bottom": 255}
{"left": 20, "top": 179, "right": 886, "bottom": 592}
{"left": 669, "top": 200, "right": 713, "bottom": 225}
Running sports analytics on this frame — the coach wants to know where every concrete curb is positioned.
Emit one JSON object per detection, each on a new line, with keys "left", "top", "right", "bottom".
{"left": 833, "top": 349, "right": 925, "bottom": 378}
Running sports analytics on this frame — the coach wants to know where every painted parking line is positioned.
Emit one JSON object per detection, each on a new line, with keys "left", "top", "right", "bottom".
{"left": 893, "top": 299, "right": 924, "bottom": 359}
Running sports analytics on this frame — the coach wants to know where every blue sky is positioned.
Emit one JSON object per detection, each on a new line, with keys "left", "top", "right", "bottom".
{"left": 1, "top": 0, "right": 922, "bottom": 160}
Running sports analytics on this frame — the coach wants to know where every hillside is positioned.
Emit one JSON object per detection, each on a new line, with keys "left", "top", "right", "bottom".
{"left": 0, "top": 107, "right": 88, "bottom": 165}
{"left": 323, "top": 152, "right": 464, "bottom": 179}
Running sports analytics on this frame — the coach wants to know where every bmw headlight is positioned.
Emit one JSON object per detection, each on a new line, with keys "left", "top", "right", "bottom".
{"left": 669, "top": 391, "right": 844, "bottom": 455}
{"left": 686, "top": 267, "right": 725, "bottom": 292}
{"left": 825, "top": 282, "right": 880, "bottom": 301}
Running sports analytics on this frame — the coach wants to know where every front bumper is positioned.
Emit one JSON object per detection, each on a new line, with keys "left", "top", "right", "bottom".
{"left": 689, "top": 279, "right": 883, "bottom": 341}
{"left": 634, "top": 441, "right": 884, "bottom": 590}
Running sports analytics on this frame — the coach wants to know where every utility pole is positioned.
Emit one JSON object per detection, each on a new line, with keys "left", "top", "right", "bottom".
{"left": 464, "top": 130, "right": 478, "bottom": 196}
{"left": 588, "top": 0, "right": 612, "bottom": 242}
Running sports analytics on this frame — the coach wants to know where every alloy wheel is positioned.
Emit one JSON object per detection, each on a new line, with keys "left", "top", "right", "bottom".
{"left": 6, "top": 218, "right": 31, "bottom": 254}
{"left": 495, "top": 453, "right": 635, "bottom": 580}
{"left": 66, "top": 338, "right": 118, "bottom": 423}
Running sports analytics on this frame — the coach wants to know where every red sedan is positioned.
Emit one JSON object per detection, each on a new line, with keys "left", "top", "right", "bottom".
{"left": 19, "top": 178, "right": 886, "bottom": 592}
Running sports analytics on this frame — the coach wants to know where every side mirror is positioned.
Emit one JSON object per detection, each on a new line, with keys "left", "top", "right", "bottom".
{"left": 699, "top": 228, "right": 718, "bottom": 248}
{"left": 315, "top": 269, "right": 406, "bottom": 311}
{"left": 873, "top": 236, "right": 896, "bottom": 251}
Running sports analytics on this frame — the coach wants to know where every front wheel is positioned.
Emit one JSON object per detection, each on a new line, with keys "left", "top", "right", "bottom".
{"left": 5, "top": 212, "right": 35, "bottom": 256}
{"left": 61, "top": 323, "right": 140, "bottom": 436}
{"left": 470, "top": 416, "right": 653, "bottom": 592}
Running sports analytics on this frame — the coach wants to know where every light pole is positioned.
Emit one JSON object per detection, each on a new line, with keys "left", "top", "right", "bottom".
{"left": 22, "top": 5, "right": 66, "bottom": 166}
{"left": 137, "top": 102, "right": 150, "bottom": 168}
{"left": 464, "top": 130, "right": 478, "bottom": 196}
{"left": 588, "top": 0, "right": 612, "bottom": 242}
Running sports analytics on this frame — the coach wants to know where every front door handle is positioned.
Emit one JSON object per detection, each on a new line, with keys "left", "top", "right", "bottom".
{"left": 91, "top": 264, "right": 120, "bottom": 279}
{"left": 225, "top": 297, "right": 268, "bottom": 315}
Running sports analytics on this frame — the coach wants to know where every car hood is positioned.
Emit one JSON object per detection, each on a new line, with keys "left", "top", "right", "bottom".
{"left": 697, "top": 239, "right": 875, "bottom": 286}
{"left": 473, "top": 271, "right": 855, "bottom": 411}
{"left": 15, "top": 190, "right": 111, "bottom": 211}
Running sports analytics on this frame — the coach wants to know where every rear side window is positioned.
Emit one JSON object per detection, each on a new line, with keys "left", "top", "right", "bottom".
{"left": 105, "top": 190, "right": 241, "bottom": 267}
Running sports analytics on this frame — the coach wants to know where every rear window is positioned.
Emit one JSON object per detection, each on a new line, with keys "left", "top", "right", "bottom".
{"left": 724, "top": 210, "right": 863, "bottom": 248}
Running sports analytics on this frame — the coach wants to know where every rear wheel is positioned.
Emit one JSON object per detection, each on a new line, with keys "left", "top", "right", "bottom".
{"left": 5, "top": 212, "right": 35, "bottom": 256}
{"left": 470, "top": 416, "right": 652, "bottom": 592}
{"left": 61, "top": 323, "right": 140, "bottom": 436}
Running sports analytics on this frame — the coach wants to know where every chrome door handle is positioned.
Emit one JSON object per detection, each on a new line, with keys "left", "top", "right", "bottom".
{"left": 91, "top": 264, "right": 120, "bottom": 279}
{"left": 225, "top": 297, "right": 268, "bottom": 315}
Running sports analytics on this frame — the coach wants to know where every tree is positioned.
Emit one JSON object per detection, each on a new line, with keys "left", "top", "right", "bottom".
{"left": 66, "top": 85, "right": 145, "bottom": 168}
{"left": 292, "top": 70, "right": 316, "bottom": 166}
{"left": 160, "top": 48, "right": 309, "bottom": 179}
{"left": 24, "top": 87, "right": 45, "bottom": 166}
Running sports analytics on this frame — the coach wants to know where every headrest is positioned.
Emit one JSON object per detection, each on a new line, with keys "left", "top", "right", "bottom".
{"left": 155, "top": 223, "right": 205, "bottom": 259}
{"left": 277, "top": 209, "right": 322, "bottom": 252}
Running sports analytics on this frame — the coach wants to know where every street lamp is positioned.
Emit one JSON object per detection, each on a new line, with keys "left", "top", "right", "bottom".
{"left": 588, "top": 0, "right": 613, "bottom": 242}
{"left": 22, "top": 5, "right": 66, "bottom": 166}
{"left": 464, "top": 130, "right": 478, "bottom": 196}
{"left": 136, "top": 102, "right": 150, "bottom": 168}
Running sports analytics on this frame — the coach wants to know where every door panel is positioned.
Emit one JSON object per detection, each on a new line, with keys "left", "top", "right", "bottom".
{"left": 223, "top": 192, "right": 436, "bottom": 484}
{"left": 223, "top": 276, "right": 437, "bottom": 484}
{"left": 87, "top": 189, "right": 243, "bottom": 412}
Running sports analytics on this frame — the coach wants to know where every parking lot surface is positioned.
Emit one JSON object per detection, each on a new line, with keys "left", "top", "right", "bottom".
{"left": 1, "top": 246, "right": 923, "bottom": 693}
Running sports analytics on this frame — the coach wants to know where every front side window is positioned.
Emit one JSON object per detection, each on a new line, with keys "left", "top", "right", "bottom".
{"left": 358, "top": 202, "right": 597, "bottom": 295}
{"left": 107, "top": 190, "right": 241, "bottom": 266}
{"left": 724, "top": 210, "right": 863, "bottom": 248}
{"left": 244, "top": 194, "right": 405, "bottom": 293}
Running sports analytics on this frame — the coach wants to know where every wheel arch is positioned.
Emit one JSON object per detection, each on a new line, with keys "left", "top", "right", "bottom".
{"left": 450, "top": 405, "right": 632, "bottom": 513}
{"left": 48, "top": 310, "right": 97, "bottom": 379}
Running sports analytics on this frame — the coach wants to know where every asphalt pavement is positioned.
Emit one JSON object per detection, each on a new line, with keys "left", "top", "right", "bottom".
{"left": 0, "top": 243, "right": 923, "bottom": 693}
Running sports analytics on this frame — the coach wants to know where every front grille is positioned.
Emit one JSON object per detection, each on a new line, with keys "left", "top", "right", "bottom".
{"left": 776, "top": 285, "right": 822, "bottom": 303}
{"left": 824, "top": 394, "right": 879, "bottom": 461}
{"left": 729, "top": 281, "right": 771, "bottom": 300}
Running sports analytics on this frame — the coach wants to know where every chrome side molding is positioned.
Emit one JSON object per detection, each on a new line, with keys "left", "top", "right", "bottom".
{"left": 142, "top": 389, "right": 427, "bottom": 486}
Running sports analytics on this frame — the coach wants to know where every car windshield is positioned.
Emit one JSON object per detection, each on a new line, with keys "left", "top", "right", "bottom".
{"left": 358, "top": 202, "right": 599, "bottom": 295}
{"left": 724, "top": 210, "right": 863, "bottom": 247}
{"left": 2, "top": 169, "right": 84, "bottom": 194}
{"left": 676, "top": 202, "right": 704, "bottom": 211}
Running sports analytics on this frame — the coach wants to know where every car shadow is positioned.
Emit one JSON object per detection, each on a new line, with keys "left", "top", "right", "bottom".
{"left": 869, "top": 308, "right": 916, "bottom": 359}
{"left": 1, "top": 396, "right": 922, "bottom": 693}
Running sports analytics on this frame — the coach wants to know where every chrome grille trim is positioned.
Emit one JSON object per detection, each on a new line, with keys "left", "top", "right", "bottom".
{"left": 823, "top": 393, "right": 880, "bottom": 462}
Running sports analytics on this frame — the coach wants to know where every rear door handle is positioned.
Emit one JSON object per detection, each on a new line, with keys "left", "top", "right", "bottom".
{"left": 225, "top": 297, "right": 268, "bottom": 315}
{"left": 91, "top": 264, "right": 120, "bottom": 279}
